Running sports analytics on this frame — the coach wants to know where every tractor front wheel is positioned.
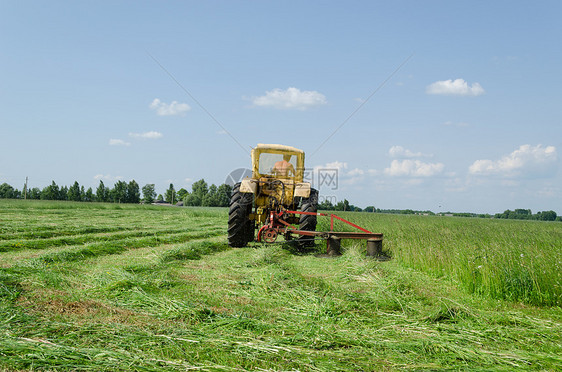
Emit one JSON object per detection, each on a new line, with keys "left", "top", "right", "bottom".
{"left": 228, "top": 183, "right": 254, "bottom": 247}
{"left": 298, "top": 188, "right": 318, "bottom": 247}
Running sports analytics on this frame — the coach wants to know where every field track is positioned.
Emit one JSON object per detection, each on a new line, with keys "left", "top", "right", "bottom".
{"left": 0, "top": 200, "right": 560, "bottom": 370}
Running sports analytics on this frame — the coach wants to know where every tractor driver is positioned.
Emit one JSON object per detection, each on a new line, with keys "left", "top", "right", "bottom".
{"left": 272, "top": 154, "right": 295, "bottom": 177}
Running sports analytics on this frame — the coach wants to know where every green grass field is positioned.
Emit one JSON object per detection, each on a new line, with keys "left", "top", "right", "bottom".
{"left": 1, "top": 200, "right": 561, "bottom": 370}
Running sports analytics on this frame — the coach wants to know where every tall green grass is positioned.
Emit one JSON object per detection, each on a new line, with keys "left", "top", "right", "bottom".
{"left": 321, "top": 213, "right": 562, "bottom": 306}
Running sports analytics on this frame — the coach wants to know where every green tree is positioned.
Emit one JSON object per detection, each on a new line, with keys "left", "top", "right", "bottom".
{"left": 84, "top": 187, "right": 94, "bottom": 202}
{"left": 319, "top": 199, "right": 335, "bottom": 210}
{"left": 536, "top": 210, "right": 557, "bottom": 221}
{"left": 111, "top": 181, "right": 127, "bottom": 203}
{"left": 0, "top": 183, "right": 16, "bottom": 198}
{"left": 126, "top": 180, "right": 140, "bottom": 203}
{"left": 29, "top": 187, "right": 41, "bottom": 199}
{"left": 142, "top": 184, "right": 156, "bottom": 204}
{"left": 96, "top": 180, "right": 109, "bottom": 202}
{"left": 67, "top": 181, "right": 82, "bottom": 202}
{"left": 165, "top": 183, "right": 176, "bottom": 204}
{"left": 216, "top": 184, "right": 232, "bottom": 207}
{"left": 192, "top": 179, "right": 208, "bottom": 198}
{"left": 41, "top": 181, "right": 59, "bottom": 200}
{"left": 202, "top": 184, "right": 219, "bottom": 206}
{"left": 59, "top": 186, "right": 68, "bottom": 201}
{"left": 184, "top": 193, "right": 201, "bottom": 206}
{"left": 177, "top": 188, "right": 189, "bottom": 201}
{"left": 185, "top": 179, "right": 208, "bottom": 206}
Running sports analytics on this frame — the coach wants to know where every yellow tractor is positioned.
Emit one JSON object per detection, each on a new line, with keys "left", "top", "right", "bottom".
{"left": 228, "top": 144, "right": 318, "bottom": 247}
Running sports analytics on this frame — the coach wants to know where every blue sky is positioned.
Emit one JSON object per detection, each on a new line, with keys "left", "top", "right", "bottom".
{"left": 1, "top": 1, "right": 560, "bottom": 214}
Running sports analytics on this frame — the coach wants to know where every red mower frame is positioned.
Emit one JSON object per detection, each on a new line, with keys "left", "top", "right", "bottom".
{"left": 256, "top": 209, "right": 384, "bottom": 256}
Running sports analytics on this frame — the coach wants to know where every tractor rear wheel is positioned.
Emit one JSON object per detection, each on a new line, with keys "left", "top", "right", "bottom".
{"left": 298, "top": 188, "right": 318, "bottom": 247}
{"left": 228, "top": 183, "right": 254, "bottom": 247}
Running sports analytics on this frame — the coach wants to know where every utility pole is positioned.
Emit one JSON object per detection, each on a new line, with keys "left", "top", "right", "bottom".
{"left": 24, "top": 176, "right": 28, "bottom": 200}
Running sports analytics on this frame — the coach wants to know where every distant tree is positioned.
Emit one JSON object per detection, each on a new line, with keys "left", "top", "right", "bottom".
{"left": 96, "top": 180, "right": 109, "bottom": 202}
{"left": 126, "top": 180, "right": 140, "bottom": 203}
{"left": 0, "top": 183, "right": 16, "bottom": 199}
{"left": 142, "top": 184, "right": 156, "bottom": 204}
{"left": 111, "top": 181, "right": 127, "bottom": 203}
{"left": 536, "top": 210, "right": 557, "bottom": 221}
{"left": 496, "top": 209, "right": 537, "bottom": 220}
{"left": 177, "top": 188, "right": 189, "bottom": 201}
{"left": 364, "top": 206, "right": 376, "bottom": 213}
{"left": 185, "top": 179, "right": 208, "bottom": 206}
{"left": 67, "top": 181, "right": 81, "bottom": 202}
{"left": 29, "top": 187, "right": 41, "bottom": 199}
{"left": 319, "top": 199, "right": 335, "bottom": 210}
{"left": 184, "top": 193, "right": 201, "bottom": 206}
{"left": 84, "top": 187, "right": 94, "bottom": 202}
{"left": 202, "top": 184, "right": 219, "bottom": 207}
{"left": 192, "top": 179, "right": 208, "bottom": 198}
{"left": 216, "top": 184, "right": 232, "bottom": 207}
{"left": 59, "top": 186, "right": 68, "bottom": 201}
{"left": 41, "top": 181, "right": 59, "bottom": 200}
{"left": 165, "top": 183, "right": 176, "bottom": 204}
{"left": 157, "top": 194, "right": 164, "bottom": 202}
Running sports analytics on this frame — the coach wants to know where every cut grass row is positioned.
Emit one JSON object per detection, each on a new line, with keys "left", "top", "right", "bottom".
{"left": 2, "top": 239, "right": 560, "bottom": 370}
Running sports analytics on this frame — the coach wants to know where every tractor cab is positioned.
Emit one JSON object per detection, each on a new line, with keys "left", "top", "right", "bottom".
{"left": 251, "top": 144, "right": 305, "bottom": 182}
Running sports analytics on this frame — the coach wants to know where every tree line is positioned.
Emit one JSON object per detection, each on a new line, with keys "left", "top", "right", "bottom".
{"left": 494, "top": 208, "right": 559, "bottom": 221}
{"left": 1, "top": 180, "right": 559, "bottom": 221}
{"left": 0, "top": 179, "right": 233, "bottom": 207}
{"left": 318, "top": 198, "right": 559, "bottom": 221}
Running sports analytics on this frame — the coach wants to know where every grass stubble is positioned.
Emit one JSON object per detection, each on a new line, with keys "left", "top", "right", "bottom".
{"left": 0, "top": 200, "right": 560, "bottom": 370}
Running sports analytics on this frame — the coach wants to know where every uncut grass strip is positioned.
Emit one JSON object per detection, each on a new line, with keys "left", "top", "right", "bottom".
{"left": 0, "top": 226, "right": 135, "bottom": 241}
{"left": 25, "top": 230, "right": 226, "bottom": 264}
{"left": 0, "top": 229, "right": 226, "bottom": 264}
{"left": 0, "top": 227, "right": 221, "bottom": 253}
{"left": 0, "top": 218, "right": 223, "bottom": 242}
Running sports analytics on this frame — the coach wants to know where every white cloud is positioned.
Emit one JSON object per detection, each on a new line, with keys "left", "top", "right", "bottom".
{"left": 314, "top": 161, "right": 348, "bottom": 174}
{"left": 384, "top": 159, "right": 444, "bottom": 177}
{"left": 469, "top": 144, "right": 557, "bottom": 178}
{"left": 109, "top": 139, "right": 131, "bottom": 146}
{"left": 348, "top": 168, "right": 364, "bottom": 176}
{"left": 426, "top": 79, "right": 485, "bottom": 96}
{"left": 94, "top": 174, "right": 123, "bottom": 182}
{"left": 129, "top": 131, "right": 163, "bottom": 139}
{"left": 149, "top": 98, "right": 191, "bottom": 116}
{"left": 388, "top": 145, "right": 431, "bottom": 158}
{"left": 252, "top": 87, "right": 327, "bottom": 110}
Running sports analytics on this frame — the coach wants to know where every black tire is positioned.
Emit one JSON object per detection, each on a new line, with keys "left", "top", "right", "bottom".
{"left": 228, "top": 183, "right": 254, "bottom": 247}
{"left": 298, "top": 188, "right": 318, "bottom": 247}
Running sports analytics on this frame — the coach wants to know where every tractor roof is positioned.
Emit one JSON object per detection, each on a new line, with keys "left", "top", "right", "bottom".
{"left": 255, "top": 143, "right": 304, "bottom": 154}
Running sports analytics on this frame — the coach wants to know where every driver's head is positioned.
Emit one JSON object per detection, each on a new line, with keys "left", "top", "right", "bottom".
{"left": 283, "top": 154, "right": 292, "bottom": 162}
